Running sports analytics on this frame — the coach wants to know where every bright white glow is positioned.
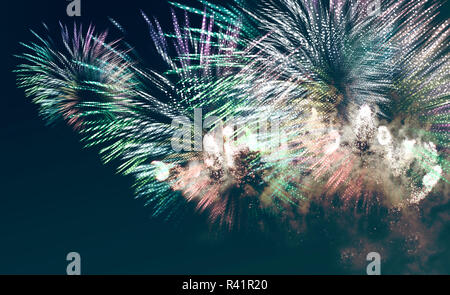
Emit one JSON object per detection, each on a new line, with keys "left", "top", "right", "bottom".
{"left": 325, "top": 130, "right": 341, "bottom": 154}
{"left": 377, "top": 126, "right": 392, "bottom": 145}
{"left": 223, "top": 125, "right": 234, "bottom": 139}
{"left": 203, "top": 133, "right": 220, "bottom": 154}
{"left": 357, "top": 104, "right": 372, "bottom": 122}
{"left": 247, "top": 133, "right": 259, "bottom": 151}
{"left": 423, "top": 165, "right": 442, "bottom": 189}
{"left": 151, "top": 161, "right": 170, "bottom": 181}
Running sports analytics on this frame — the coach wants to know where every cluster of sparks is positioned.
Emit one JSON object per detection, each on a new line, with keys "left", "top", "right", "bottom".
{"left": 16, "top": 0, "right": 449, "bottom": 230}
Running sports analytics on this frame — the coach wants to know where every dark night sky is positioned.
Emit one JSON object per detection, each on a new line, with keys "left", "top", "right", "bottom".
{"left": 0, "top": 0, "right": 448, "bottom": 274}
{"left": 0, "top": 0, "right": 344, "bottom": 274}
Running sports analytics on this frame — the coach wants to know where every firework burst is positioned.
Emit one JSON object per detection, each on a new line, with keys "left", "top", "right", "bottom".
{"left": 16, "top": 0, "right": 449, "bottom": 231}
